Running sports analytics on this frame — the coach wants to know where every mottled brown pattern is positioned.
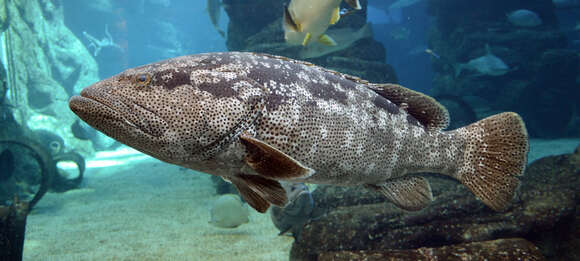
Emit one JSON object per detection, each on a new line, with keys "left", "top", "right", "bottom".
{"left": 69, "top": 52, "right": 529, "bottom": 213}
{"left": 372, "top": 96, "right": 400, "bottom": 114}
{"left": 155, "top": 68, "right": 191, "bottom": 90}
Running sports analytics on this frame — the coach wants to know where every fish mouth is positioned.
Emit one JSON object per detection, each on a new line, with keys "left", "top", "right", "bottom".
{"left": 69, "top": 87, "right": 167, "bottom": 138}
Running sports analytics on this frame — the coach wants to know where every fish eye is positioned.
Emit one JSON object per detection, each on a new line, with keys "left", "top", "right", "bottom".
{"left": 135, "top": 73, "right": 151, "bottom": 86}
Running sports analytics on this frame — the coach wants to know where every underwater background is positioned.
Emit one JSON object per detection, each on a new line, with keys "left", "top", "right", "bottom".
{"left": 0, "top": 0, "right": 579, "bottom": 260}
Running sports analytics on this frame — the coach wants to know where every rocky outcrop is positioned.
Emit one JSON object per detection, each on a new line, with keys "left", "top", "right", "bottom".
{"left": 426, "top": 0, "right": 580, "bottom": 138}
{"left": 222, "top": 0, "right": 398, "bottom": 84}
{"left": 316, "top": 238, "right": 545, "bottom": 261}
{"left": 291, "top": 145, "right": 580, "bottom": 260}
{"left": 2, "top": 0, "right": 98, "bottom": 155}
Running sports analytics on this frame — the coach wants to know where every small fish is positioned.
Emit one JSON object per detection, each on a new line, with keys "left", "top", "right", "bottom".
{"left": 425, "top": 48, "right": 440, "bottom": 59}
{"left": 298, "top": 23, "right": 372, "bottom": 59}
{"left": 283, "top": 0, "right": 361, "bottom": 46}
{"left": 209, "top": 194, "right": 250, "bottom": 228}
{"left": 69, "top": 52, "right": 529, "bottom": 214}
{"left": 207, "top": 0, "right": 226, "bottom": 37}
{"left": 0, "top": 149, "right": 15, "bottom": 182}
{"left": 455, "top": 44, "right": 510, "bottom": 77}
{"left": 270, "top": 183, "right": 314, "bottom": 239}
{"left": 507, "top": 9, "right": 542, "bottom": 27}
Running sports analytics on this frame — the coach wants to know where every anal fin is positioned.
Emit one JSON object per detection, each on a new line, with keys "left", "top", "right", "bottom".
{"left": 229, "top": 174, "right": 288, "bottom": 213}
{"left": 240, "top": 132, "right": 315, "bottom": 180}
{"left": 368, "top": 176, "right": 433, "bottom": 211}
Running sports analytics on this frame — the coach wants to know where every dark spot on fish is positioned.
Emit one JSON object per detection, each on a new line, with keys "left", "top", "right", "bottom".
{"left": 197, "top": 82, "right": 239, "bottom": 98}
{"left": 309, "top": 83, "right": 348, "bottom": 104}
{"left": 267, "top": 95, "right": 287, "bottom": 110}
{"left": 156, "top": 69, "right": 191, "bottom": 90}
{"left": 305, "top": 100, "right": 317, "bottom": 107}
{"left": 0, "top": 149, "right": 15, "bottom": 182}
{"left": 406, "top": 114, "right": 422, "bottom": 127}
{"left": 373, "top": 96, "right": 399, "bottom": 114}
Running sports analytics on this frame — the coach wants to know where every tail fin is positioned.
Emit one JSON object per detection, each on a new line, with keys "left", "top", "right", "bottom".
{"left": 454, "top": 112, "right": 529, "bottom": 211}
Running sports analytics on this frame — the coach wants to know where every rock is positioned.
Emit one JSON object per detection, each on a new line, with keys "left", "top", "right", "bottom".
{"left": 0, "top": 0, "right": 8, "bottom": 32}
{"left": 519, "top": 49, "right": 580, "bottom": 138}
{"left": 0, "top": 61, "right": 6, "bottom": 105}
{"left": 427, "top": 0, "right": 580, "bottom": 138}
{"left": 323, "top": 56, "right": 398, "bottom": 84}
{"left": 427, "top": 0, "right": 558, "bottom": 31}
{"left": 0, "top": 198, "right": 30, "bottom": 261}
{"left": 223, "top": 0, "right": 397, "bottom": 84}
{"left": 223, "top": 0, "right": 286, "bottom": 51}
{"left": 3, "top": 0, "right": 97, "bottom": 156}
{"left": 291, "top": 145, "right": 580, "bottom": 260}
{"left": 316, "top": 238, "right": 545, "bottom": 261}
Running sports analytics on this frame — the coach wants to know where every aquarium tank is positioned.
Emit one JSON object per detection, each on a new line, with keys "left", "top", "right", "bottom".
{"left": 0, "top": 0, "right": 579, "bottom": 260}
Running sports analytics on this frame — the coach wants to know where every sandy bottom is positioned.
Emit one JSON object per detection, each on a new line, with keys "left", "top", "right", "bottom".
{"left": 21, "top": 138, "right": 579, "bottom": 260}
{"left": 23, "top": 161, "right": 293, "bottom": 260}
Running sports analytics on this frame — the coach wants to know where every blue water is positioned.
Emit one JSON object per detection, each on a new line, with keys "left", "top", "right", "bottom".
{"left": 1, "top": 0, "right": 579, "bottom": 260}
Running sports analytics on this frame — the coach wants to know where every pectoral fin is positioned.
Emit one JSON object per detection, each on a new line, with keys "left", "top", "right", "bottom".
{"left": 229, "top": 174, "right": 287, "bottom": 213}
{"left": 318, "top": 34, "right": 337, "bottom": 46}
{"left": 367, "top": 176, "right": 433, "bottom": 211}
{"left": 330, "top": 7, "right": 341, "bottom": 25}
{"left": 240, "top": 132, "right": 315, "bottom": 180}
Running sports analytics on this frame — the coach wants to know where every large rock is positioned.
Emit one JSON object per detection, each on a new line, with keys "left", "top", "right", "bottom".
{"left": 426, "top": 0, "right": 580, "bottom": 138}
{"left": 316, "top": 238, "right": 545, "bottom": 261}
{"left": 291, "top": 145, "right": 580, "bottom": 260}
{"left": 222, "top": 0, "right": 397, "bottom": 84}
{"left": 3, "top": 0, "right": 98, "bottom": 155}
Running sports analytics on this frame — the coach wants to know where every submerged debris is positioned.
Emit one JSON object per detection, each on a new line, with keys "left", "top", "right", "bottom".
{"left": 82, "top": 24, "right": 122, "bottom": 56}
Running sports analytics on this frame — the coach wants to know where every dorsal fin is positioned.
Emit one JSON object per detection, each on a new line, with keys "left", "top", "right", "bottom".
{"left": 368, "top": 83, "right": 450, "bottom": 130}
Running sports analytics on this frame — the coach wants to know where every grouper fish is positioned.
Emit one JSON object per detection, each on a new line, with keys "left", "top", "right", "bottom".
{"left": 69, "top": 52, "right": 529, "bottom": 213}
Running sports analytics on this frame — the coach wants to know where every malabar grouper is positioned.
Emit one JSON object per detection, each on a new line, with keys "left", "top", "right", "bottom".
{"left": 69, "top": 52, "right": 529, "bottom": 213}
